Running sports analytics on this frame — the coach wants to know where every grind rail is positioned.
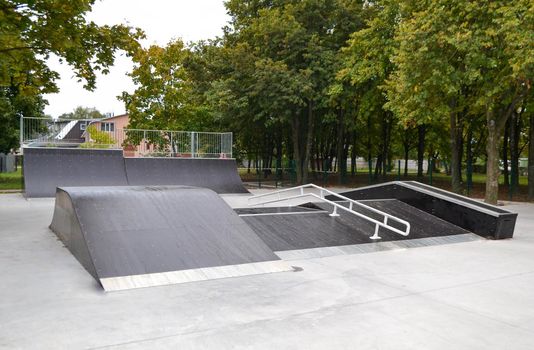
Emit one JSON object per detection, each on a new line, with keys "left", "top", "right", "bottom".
{"left": 248, "top": 184, "right": 410, "bottom": 240}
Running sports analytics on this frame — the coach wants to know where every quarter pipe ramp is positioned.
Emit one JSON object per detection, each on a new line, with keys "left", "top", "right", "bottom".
{"left": 49, "top": 186, "right": 290, "bottom": 291}
{"left": 23, "top": 147, "right": 128, "bottom": 198}
{"left": 23, "top": 147, "right": 249, "bottom": 197}
{"left": 124, "top": 157, "right": 248, "bottom": 194}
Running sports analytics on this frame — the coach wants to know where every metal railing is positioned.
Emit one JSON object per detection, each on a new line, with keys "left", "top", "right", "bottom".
{"left": 248, "top": 184, "right": 410, "bottom": 240}
{"left": 20, "top": 117, "right": 233, "bottom": 158}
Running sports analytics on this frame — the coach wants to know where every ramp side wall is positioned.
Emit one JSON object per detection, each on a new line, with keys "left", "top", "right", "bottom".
{"left": 55, "top": 186, "right": 278, "bottom": 280}
{"left": 49, "top": 188, "right": 98, "bottom": 280}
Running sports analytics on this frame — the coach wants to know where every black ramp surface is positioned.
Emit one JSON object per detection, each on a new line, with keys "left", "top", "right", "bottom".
{"left": 334, "top": 181, "right": 517, "bottom": 239}
{"left": 124, "top": 157, "right": 248, "bottom": 194}
{"left": 50, "top": 186, "right": 288, "bottom": 291}
{"left": 23, "top": 147, "right": 128, "bottom": 197}
{"left": 241, "top": 200, "right": 470, "bottom": 252}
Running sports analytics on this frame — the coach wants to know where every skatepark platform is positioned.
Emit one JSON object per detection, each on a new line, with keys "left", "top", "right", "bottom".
{"left": 49, "top": 186, "right": 290, "bottom": 291}
{"left": 329, "top": 181, "right": 517, "bottom": 239}
{"left": 238, "top": 200, "right": 479, "bottom": 260}
{"left": 23, "top": 147, "right": 248, "bottom": 197}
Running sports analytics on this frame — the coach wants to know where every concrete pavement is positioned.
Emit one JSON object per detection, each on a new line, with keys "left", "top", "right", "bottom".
{"left": 0, "top": 193, "right": 533, "bottom": 349}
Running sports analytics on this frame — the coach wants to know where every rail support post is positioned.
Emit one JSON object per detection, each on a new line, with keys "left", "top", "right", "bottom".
{"left": 329, "top": 205, "right": 340, "bottom": 217}
{"left": 370, "top": 224, "right": 381, "bottom": 240}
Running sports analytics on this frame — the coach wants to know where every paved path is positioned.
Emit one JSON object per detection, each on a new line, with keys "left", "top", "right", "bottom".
{"left": 1, "top": 193, "right": 533, "bottom": 349}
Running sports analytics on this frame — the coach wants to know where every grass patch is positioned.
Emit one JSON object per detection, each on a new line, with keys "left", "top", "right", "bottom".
{"left": 0, "top": 168, "right": 23, "bottom": 190}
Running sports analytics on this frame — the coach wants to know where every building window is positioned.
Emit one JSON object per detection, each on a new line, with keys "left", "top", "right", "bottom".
{"left": 101, "top": 122, "right": 115, "bottom": 132}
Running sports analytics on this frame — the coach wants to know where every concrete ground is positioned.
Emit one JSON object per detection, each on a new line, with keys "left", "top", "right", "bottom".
{"left": 1, "top": 191, "right": 534, "bottom": 349}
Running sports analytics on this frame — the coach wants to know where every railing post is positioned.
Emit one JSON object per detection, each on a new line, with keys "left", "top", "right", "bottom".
{"left": 329, "top": 205, "right": 340, "bottom": 217}
{"left": 170, "top": 132, "right": 173, "bottom": 157}
{"left": 370, "top": 224, "right": 381, "bottom": 240}
{"left": 19, "top": 116, "right": 23, "bottom": 150}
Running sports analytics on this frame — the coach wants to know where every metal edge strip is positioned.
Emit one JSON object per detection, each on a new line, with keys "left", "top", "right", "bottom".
{"left": 274, "top": 233, "right": 482, "bottom": 260}
{"left": 100, "top": 260, "right": 293, "bottom": 292}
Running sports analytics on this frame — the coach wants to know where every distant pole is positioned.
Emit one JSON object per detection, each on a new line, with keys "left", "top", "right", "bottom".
{"left": 397, "top": 159, "right": 401, "bottom": 181}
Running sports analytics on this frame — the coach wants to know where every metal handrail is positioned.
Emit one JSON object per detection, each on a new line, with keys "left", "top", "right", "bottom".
{"left": 248, "top": 184, "right": 410, "bottom": 240}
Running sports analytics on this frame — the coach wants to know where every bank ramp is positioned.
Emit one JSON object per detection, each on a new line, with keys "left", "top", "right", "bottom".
{"left": 332, "top": 181, "right": 517, "bottom": 239}
{"left": 49, "top": 186, "right": 290, "bottom": 291}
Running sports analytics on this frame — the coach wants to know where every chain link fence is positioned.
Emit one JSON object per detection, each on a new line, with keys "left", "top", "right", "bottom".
{"left": 20, "top": 117, "right": 232, "bottom": 158}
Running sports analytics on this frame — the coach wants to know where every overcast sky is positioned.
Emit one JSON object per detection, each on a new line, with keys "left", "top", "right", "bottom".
{"left": 44, "top": 0, "right": 229, "bottom": 118}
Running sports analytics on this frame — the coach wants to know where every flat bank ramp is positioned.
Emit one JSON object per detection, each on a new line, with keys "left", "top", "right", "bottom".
{"left": 240, "top": 200, "right": 474, "bottom": 254}
{"left": 50, "top": 186, "right": 290, "bottom": 291}
{"left": 23, "top": 148, "right": 128, "bottom": 197}
{"left": 333, "top": 181, "right": 517, "bottom": 239}
{"left": 124, "top": 158, "right": 248, "bottom": 194}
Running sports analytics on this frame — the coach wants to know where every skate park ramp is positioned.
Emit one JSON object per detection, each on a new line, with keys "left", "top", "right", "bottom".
{"left": 237, "top": 200, "right": 479, "bottom": 260}
{"left": 124, "top": 157, "right": 248, "bottom": 194}
{"left": 23, "top": 147, "right": 249, "bottom": 197}
{"left": 23, "top": 147, "right": 128, "bottom": 197}
{"left": 329, "top": 181, "right": 517, "bottom": 239}
{"left": 49, "top": 186, "right": 290, "bottom": 291}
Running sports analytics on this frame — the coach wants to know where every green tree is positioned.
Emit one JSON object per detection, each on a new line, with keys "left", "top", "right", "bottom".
{"left": 1, "top": 0, "right": 143, "bottom": 152}
{"left": 120, "top": 40, "right": 214, "bottom": 131}
{"left": 81, "top": 125, "right": 114, "bottom": 148}
{"left": 59, "top": 106, "right": 103, "bottom": 120}
{"left": 386, "top": 0, "right": 533, "bottom": 203}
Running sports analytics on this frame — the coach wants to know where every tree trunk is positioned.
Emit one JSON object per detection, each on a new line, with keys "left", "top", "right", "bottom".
{"left": 502, "top": 119, "right": 510, "bottom": 187}
{"left": 510, "top": 112, "right": 520, "bottom": 188}
{"left": 417, "top": 124, "right": 426, "bottom": 177}
{"left": 291, "top": 115, "right": 301, "bottom": 184}
{"left": 485, "top": 110, "right": 501, "bottom": 204}
{"left": 466, "top": 126, "right": 473, "bottom": 189}
{"left": 529, "top": 114, "right": 534, "bottom": 200}
{"left": 382, "top": 115, "right": 390, "bottom": 180}
{"left": 351, "top": 131, "right": 357, "bottom": 175}
{"left": 450, "top": 107, "right": 462, "bottom": 193}
{"left": 402, "top": 134, "right": 410, "bottom": 177}
{"left": 374, "top": 154, "right": 382, "bottom": 179}
{"left": 301, "top": 100, "right": 314, "bottom": 184}
{"left": 404, "top": 141, "right": 409, "bottom": 177}
{"left": 336, "top": 109, "right": 345, "bottom": 183}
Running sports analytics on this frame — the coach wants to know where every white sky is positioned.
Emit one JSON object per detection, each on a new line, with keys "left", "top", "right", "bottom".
{"left": 44, "top": 0, "right": 230, "bottom": 117}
